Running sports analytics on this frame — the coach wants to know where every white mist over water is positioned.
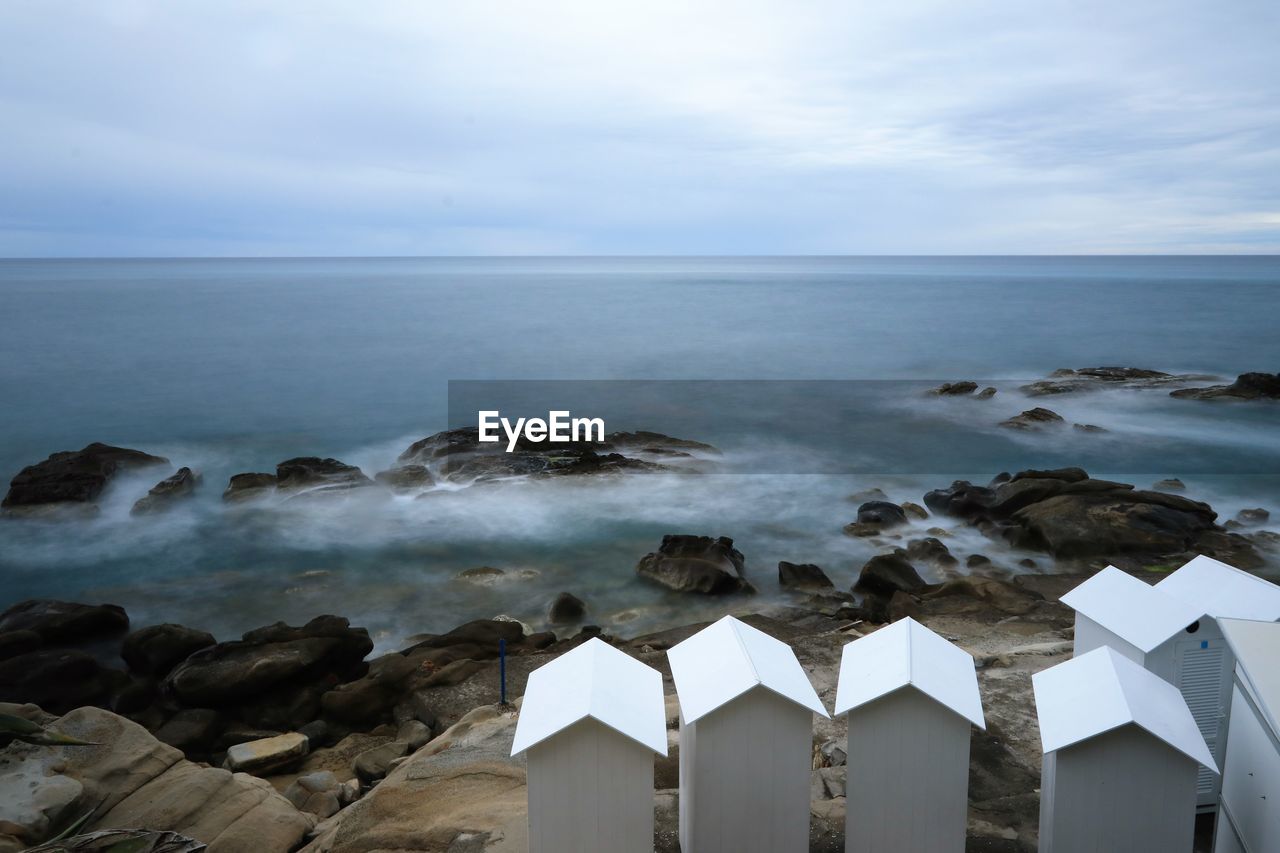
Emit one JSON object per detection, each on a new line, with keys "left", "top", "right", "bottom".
{"left": 1, "top": 257, "right": 1277, "bottom": 649}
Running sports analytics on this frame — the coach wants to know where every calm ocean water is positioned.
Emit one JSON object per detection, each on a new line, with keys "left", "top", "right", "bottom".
{"left": 1, "top": 257, "right": 1277, "bottom": 650}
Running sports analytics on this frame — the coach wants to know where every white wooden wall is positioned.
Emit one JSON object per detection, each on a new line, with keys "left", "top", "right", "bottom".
{"left": 845, "top": 690, "right": 970, "bottom": 853}
{"left": 1072, "top": 614, "right": 1145, "bottom": 665}
{"left": 1038, "top": 726, "right": 1197, "bottom": 853}
{"left": 1216, "top": 682, "right": 1280, "bottom": 852}
{"left": 527, "top": 717, "right": 655, "bottom": 853}
{"left": 679, "top": 687, "right": 812, "bottom": 853}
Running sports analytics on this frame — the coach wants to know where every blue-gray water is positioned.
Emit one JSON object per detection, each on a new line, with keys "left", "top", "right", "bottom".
{"left": 1, "top": 257, "right": 1277, "bottom": 650}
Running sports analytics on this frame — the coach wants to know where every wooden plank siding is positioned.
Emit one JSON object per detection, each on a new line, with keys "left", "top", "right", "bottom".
{"left": 526, "top": 718, "right": 655, "bottom": 853}
{"left": 845, "top": 689, "right": 971, "bottom": 853}
{"left": 680, "top": 686, "right": 812, "bottom": 853}
{"left": 1038, "top": 726, "right": 1198, "bottom": 853}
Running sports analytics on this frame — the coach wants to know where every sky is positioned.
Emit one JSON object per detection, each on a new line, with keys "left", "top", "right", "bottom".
{"left": 1, "top": 1, "right": 1278, "bottom": 256}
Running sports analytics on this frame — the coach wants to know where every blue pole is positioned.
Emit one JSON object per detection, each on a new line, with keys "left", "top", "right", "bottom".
{"left": 499, "top": 638, "right": 507, "bottom": 704}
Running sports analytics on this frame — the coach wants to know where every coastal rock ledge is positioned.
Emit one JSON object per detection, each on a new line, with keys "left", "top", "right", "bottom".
{"left": 2, "top": 443, "right": 169, "bottom": 517}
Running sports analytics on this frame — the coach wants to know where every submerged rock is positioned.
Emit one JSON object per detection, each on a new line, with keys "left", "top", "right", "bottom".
{"left": 1171, "top": 372, "right": 1280, "bottom": 400}
{"left": 930, "top": 381, "right": 978, "bottom": 396}
{"left": 3, "top": 443, "right": 169, "bottom": 514}
{"left": 1020, "top": 366, "right": 1213, "bottom": 396}
{"left": 222, "top": 472, "right": 277, "bottom": 502}
{"left": 276, "top": 457, "right": 375, "bottom": 493}
{"left": 999, "top": 407, "right": 1065, "bottom": 430}
{"left": 636, "top": 535, "right": 754, "bottom": 594}
{"left": 131, "top": 467, "right": 201, "bottom": 515}
{"left": 547, "top": 592, "right": 587, "bottom": 625}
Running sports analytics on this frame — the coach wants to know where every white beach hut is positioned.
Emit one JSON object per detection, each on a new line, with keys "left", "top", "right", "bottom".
{"left": 511, "top": 637, "right": 667, "bottom": 853}
{"left": 666, "top": 615, "right": 829, "bottom": 853}
{"left": 834, "top": 617, "right": 986, "bottom": 853}
{"left": 1213, "top": 618, "right": 1280, "bottom": 853}
{"left": 1033, "top": 647, "right": 1218, "bottom": 853}
{"left": 1062, "top": 557, "right": 1280, "bottom": 808}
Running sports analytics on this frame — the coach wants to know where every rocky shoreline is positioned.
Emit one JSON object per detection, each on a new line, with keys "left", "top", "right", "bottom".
{"left": 2, "top": 457, "right": 1275, "bottom": 851}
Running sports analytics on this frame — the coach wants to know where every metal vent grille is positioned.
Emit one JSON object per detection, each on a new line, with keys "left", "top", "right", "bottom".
{"left": 1178, "top": 644, "right": 1224, "bottom": 795}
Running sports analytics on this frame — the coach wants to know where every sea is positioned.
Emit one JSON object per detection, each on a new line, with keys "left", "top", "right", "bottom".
{"left": 1, "top": 256, "right": 1277, "bottom": 651}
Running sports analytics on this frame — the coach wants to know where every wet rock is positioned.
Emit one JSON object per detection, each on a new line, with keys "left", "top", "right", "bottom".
{"left": 0, "top": 600, "right": 129, "bottom": 644}
{"left": 976, "top": 386, "right": 997, "bottom": 399}
{"left": 930, "top": 381, "right": 978, "bottom": 396}
{"left": 0, "top": 649, "right": 120, "bottom": 714}
{"left": 900, "top": 501, "right": 929, "bottom": 520}
{"left": 1072, "top": 423, "right": 1107, "bottom": 433}
{"left": 121, "top": 624, "right": 215, "bottom": 678}
{"left": 778, "top": 561, "right": 834, "bottom": 591}
{"left": 222, "top": 472, "right": 277, "bottom": 502}
{"left": 636, "top": 535, "right": 754, "bottom": 594}
{"left": 903, "top": 538, "right": 957, "bottom": 568}
{"left": 224, "top": 732, "right": 309, "bottom": 775}
{"left": 165, "top": 616, "right": 372, "bottom": 707}
{"left": 276, "top": 457, "right": 375, "bottom": 494}
{"left": 1018, "top": 558, "right": 1038, "bottom": 569}
{"left": 131, "top": 468, "right": 201, "bottom": 515}
{"left": 967, "top": 554, "right": 992, "bottom": 568}
{"left": 1171, "top": 372, "right": 1280, "bottom": 401}
{"left": 2, "top": 443, "right": 169, "bottom": 513}
{"left": 1153, "top": 478, "right": 1185, "bottom": 491}
{"left": 854, "top": 554, "right": 926, "bottom": 597}
{"left": 547, "top": 592, "right": 587, "bottom": 625}
{"left": 999, "top": 407, "right": 1065, "bottom": 430}
{"left": 1021, "top": 367, "right": 1210, "bottom": 396}
{"left": 372, "top": 464, "right": 433, "bottom": 492}
{"left": 1236, "top": 508, "right": 1270, "bottom": 525}
{"left": 856, "top": 501, "right": 908, "bottom": 528}
{"left": 842, "top": 522, "right": 884, "bottom": 538}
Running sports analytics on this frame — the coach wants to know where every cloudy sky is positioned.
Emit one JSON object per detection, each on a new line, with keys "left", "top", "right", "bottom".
{"left": 2, "top": 1, "right": 1278, "bottom": 256}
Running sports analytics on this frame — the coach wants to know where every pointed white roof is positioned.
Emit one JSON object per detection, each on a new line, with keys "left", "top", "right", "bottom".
{"left": 666, "top": 615, "right": 829, "bottom": 724}
{"left": 1032, "top": 646, "right": 1217, "bottom": 771}
{"left": 1060, "top": 566, "right": 1205, "bottom": 653}
{"left": 1155, "top": 555, "right": 1280, "bottom": 622}
{"left": 511, "top": 637, "right": 667, "bottom": 756}
{"left": 1219, "top": 618, "right": 1280, "bottom": 739}
{"left": 833, "top": 618, "right": 985, "bottom": 728}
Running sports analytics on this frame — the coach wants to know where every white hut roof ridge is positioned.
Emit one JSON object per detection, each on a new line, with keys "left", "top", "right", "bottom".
{"left": 511, "top": 637, "right": 668, "bottom": 756}
{"left": 1219, "top": 618, "right": 1280, "bottom": 738}
{"left": 1059, "top": 565, "right": 1206, "bottom": 652}
{"left": 666, "top": 615, "right": 829, "bottom": 724}
{"left": 1032, "top": 646, "right": 1218, "bottom": 771}
{"left": 1155, "top": 555, "right": 1280, "bottom": 622}
{"left": 833, "top": 617, "right": 985, "bottom": 728}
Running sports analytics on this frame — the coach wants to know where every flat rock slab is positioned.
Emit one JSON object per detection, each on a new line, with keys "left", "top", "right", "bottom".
{"left": 225, "top": 732, "right": 309, "bottom": 774}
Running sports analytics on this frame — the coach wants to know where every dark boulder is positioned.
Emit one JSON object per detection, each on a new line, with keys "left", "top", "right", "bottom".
{"left": 999, "top": 408, "right": 1065, "bottom": 430}
{"left": 923, "top": 481, "right": 997, "bottom": 521}
{"left": 548, "top": 592, "right": 587, "bottom": 624}
{"left": 154, "top": 708, "right": 223, "bottom": 753}
{"left": 778, "top": 561, "right": 834, "bottom": 591}
{"left": 222, "top": 472, "right": 277, "bottom": 502}
{"left": 0, "top": 629, "right": 42, "bottom": 661}
{"left": 1009, "top": 491, "right": 1217, "bottom": 558}
{"left": 976, "top": 387, "right": 997, "bottom": 399}
{"left": 3, "top": 442, "right": 169, "bottom": 511}
{"left": 903, "top": 538, "right": 958, "bottom": 568}
{"left": 1021, "top": 367, "right": 1210, "bottom": 396}
{"left": 856, "top": 501, "right": 908, "bottom": 528}
{"left": 930, "top": 381, "right": 978, "bottom": 396}
{"left": 131, "top": 467, "right": 201, "bottom": 515}
{"left": 122, "top": 623, "right": 216, "bottom": 677}
{"left": 0, "top": 599, "right": 128, "bottom": 644}
{"left": 320, "top": 653, "right": 417, "bottom": 725}
{"left": 636, "top": 535, "right": 753, "bottom": 594}
{"left": 276, "top": 457, "right": 375, "bottom": 492}
{"left": 165, "top": 615, "right": 372, "bottom": 706}
{"left": 1237, "top": 508, "right": 1270, "bottom": 525}
{"left": 854, "top": 554, "right": 927, "bottom": 597}
{"left": 0, "top": 648, "right": 121, "bottom": 713}
{"left": 1171, "top": 372, "right": 1280, "bottom": 401}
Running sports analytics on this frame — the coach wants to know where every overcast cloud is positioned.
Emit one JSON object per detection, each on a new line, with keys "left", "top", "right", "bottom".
{"left": 1, "top": 0, "right": 1278, "bottom": 256}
